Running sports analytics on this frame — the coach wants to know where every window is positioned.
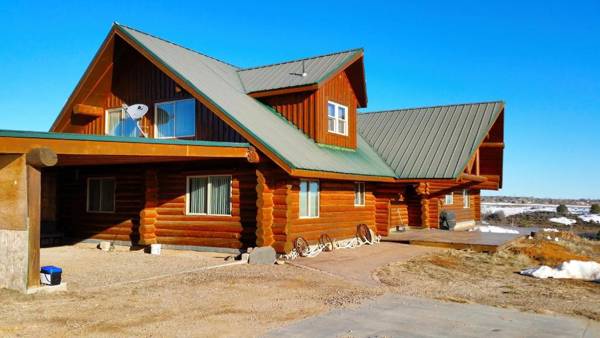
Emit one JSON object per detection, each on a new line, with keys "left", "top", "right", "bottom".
{"left": 105, "top": 108, "right": 140, "bottom": 137}
{"left": 327, "top": 101, "right": 348, "bottom": 135}
{"left": 463, "top": 189, "right": 470, "bottom": 208}
{"left": 87, "top": 178, "right": 115, "bottom": 213}
{"left": 444, "top": 192, "right": 454, "bottom": 205}
{"left": 155, "top": 99, "right": 196, "bottom": 138}
{"left": 299, "top": 180, "right": 319, "bottom": 218}
{"left": 354, "top": 182, "right": 366, "bottom": 206}
{"left": 187, "top": 176, "right": 232, "bottom": 215}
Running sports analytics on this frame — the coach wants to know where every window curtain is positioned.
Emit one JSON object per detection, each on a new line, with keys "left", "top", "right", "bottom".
{"left": 210, "top": 176, "right": 231, "bottom": 215}
{"left": 189, "top": 177, "right": 208, "bottom": 214}
{"left": 299, "top": 180, "right": 308, "bottom": 217}
{"left": 309, "top": 181, "right": 319, "bottom": 217}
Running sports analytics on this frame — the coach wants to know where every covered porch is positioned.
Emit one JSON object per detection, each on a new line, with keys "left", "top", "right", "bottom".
{"left": 0, "top": 129, "right": 255, "bottom": 293}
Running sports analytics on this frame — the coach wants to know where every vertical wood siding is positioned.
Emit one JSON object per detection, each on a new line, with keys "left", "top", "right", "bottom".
{"left": 259, "top": 91, "right": 318, "bottom": 140}
{"left": 61, "top": 37, "right": 245, "bottom": 143}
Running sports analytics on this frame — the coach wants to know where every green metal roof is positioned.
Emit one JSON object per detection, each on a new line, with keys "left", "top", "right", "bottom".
{"left": 0, "top": 129, "right": 250, "bottom": 148}
{"left": 237, "top": 49, "right": 362, "bottom": 93}
{"left": 116, "top": 24, "right": 396, "bottom": 178}
{"left": 358, "top": 101, "right": 504, "bottom": 179}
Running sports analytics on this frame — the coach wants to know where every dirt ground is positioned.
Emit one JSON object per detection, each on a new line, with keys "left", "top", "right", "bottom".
{"left": 0, "top": 244, "right": 381, "bottom": 337}
{"left": 376, "top": 233, "right": 600, "bottom": 321}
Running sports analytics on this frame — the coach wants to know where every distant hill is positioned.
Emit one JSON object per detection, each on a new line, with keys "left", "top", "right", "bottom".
{"left": 482, "top": 196, "right": 600, "bottom": 206}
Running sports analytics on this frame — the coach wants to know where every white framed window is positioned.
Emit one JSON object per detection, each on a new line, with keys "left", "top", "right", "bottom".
{"left": 87, "top": 177, "right": 115, "bottom": 213}
{"left": 105, "top": 107, "right": 140, "bottom": 137}
{"left": 463, "top": 189, "right": 470, "bottom": 208}
{"left": 444, "top": 192, "right": 454, "bottom": 205}
{"left": 354, "top": 182, "right": 366, "bottom": 206}
{"left": 299, "top": 180, "right": 319, "bottom": 218}
{"left": 155, "top": 98, "right": 196, "bottom": 138}
{"left": 327, "top": 101, "right": 348, "bottom": 135}
{"left": 186, "top": 175, "right": 232, "bottom": 216}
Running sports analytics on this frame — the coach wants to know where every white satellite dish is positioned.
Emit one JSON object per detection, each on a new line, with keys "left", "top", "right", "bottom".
{"left": 125, "top": 104, "right": 149, "bottom": 120}
{"left": 122, "top": 104, "right": 149, "bottom": 137}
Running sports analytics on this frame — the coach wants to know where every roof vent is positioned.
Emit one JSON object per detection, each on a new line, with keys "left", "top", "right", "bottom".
{"left": 290, "top": 60, "right": 308, "bottom": 77}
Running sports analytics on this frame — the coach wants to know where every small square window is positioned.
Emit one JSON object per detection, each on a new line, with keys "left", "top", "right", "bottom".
{"left": 87, "top": 178, "right": 115, "bottom": 213}
{"left": 444, "top": 193, "right": 454, "bottom": 205}
{"left": 327, "top": 101, "right": 348, "bottom": 135}
{"left": 155, "top": 99, "right": 196, "bottom": 138}
{"left": 106, "top": 108, "right": 140, "bottom": 137}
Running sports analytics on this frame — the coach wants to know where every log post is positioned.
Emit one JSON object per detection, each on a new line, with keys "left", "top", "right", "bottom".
{"left": 26, "top": 147, "right": 57, "bottom": 288}
{"left": 139, "top": 169, "right": 158, "bottom": 245}
{"left": 255, "top": 167, "right": 274, "bottom": 247}
{"left": 420, "top": 198, "right": 430, "bottom": 228}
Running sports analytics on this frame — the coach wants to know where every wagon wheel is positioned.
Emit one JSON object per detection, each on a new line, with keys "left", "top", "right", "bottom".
{"left": 357, "top": 224, "right": 372, "bottom": 243}
{"left": 294, "top": 237, "right": 310, "bottom": 257}
{"left": 319, "top": 234, "right": 335, "bottom": 252}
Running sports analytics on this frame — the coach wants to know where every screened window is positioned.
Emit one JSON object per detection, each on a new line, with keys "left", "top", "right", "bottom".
{"left": 299, "top": 180, "right": 319, "bottom": 218}
{"left": 354, "top": 182, "right": 366, "bottom": 206}
{"left": 187, "top": 176, "right": 232, "bottom": 215}
{"left": 444, "top": 193, "right": 454, "bottom": 205}
{"left": 327, "top": 101, "right": 348, "bottom": 135}
{"left": 155, "top": 99, "right": 196, "bottom": 138}
{"left": 106, "top": 108, "right": 140, "bottom": 137}
{"left": 463, "top": 189, "right": 470, "bottom": 208}
{"left": 87, "top": 178, "right": 115, "bottom": 213}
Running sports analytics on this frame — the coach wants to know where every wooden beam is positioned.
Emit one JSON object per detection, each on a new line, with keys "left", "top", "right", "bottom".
{"left": 459, "top": 173, "right": 487, "bottom": 183}
{"left": 73, "top": 104, "right": 104, "bottom": 118}
{"left": 248, "top": 84, "right": 319, "bottom": 98}
{"left": 25, "top": 147, "right": 58, "bottom": 168}
{"left": 290, "top": 168, "right": 396, "bottom": 183}
{"left": 479, "top": 142, "right": 505, "bottom": 149}
{"left": 0, "top": 136, "right": 250, "bottom": 159}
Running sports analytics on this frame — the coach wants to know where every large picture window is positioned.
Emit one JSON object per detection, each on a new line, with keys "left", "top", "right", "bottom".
{"left": 187, "top": 175, "right": 232, "bottom": 216}
{"left": 299, "top": 180, "right": 319, "bottom": 218}
{"left": 87, "top": 178, "right": 115, "bottom": 213}
{"left": 106, "top": 108, "right": 140, "bottom": 137}
{"left": 327, "top": 101, "right": 348, "bottom": 135}
{"left": 155, "top": 99, "right": 196, "bottom": 138}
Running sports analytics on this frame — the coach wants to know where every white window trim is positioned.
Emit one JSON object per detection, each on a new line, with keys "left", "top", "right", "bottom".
{"left": 105, "top": 107, "right": 124, "bottom": 136}
{"left": 86, "top": 177, "right": 116, "bottom": 214}
{"left": 327, "top": 101, "right": 348, "bottom": 136}
{"left": 185, "top": 175, "right": 232, "bottom": 216}
{"left": 299, "top": 179, "right": 320, "bottom": 219}
{"left": 463, "top": 189, "right": 470, "bottom": 208}
{"left": 354, "top": 182, "right": 366, "bottom": 207}
{"left": 444, "top": 192, "right": 454, "bottom": 206}
{"left": 154, "top": 98, "right": 196, "bottom": 139}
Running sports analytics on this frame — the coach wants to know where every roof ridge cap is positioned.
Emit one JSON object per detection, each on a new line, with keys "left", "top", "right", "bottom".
{"left": 237, "top": 48, "right": 363, "bottom": 72}
{"left": 115, "top": 23, "right": 240, "bottom": 70}
{"left": 361, "top": 100, "right": 505, "bottom": 115}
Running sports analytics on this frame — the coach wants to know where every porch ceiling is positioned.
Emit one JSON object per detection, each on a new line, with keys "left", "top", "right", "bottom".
{"left": 0, "top": 130, "right": 252, "bottom": 166}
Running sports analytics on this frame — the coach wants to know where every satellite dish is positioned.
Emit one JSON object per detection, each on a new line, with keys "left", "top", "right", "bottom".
{"left": 124, "top": 104, "right": 149, "bottom": 120}
{"left": 122, "top": 103, "right": 149, "bottom": 138}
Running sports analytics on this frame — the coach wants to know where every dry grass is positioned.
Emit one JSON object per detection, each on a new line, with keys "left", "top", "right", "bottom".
{"left": 376, "top": 232, "right": 600, "bottom": 321}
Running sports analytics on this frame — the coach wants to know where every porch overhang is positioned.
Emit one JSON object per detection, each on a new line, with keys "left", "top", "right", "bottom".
{"left": 0, "top": 130, "right": 253, "bottom": 166}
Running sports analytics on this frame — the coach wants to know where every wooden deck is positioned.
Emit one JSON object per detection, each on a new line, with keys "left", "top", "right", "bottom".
{"left": 382, "top": 229, "right": 522, "bottom": 253}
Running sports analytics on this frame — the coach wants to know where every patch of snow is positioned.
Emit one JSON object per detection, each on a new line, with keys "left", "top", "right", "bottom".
{"left": 470, "top": 225, "right": 519, "bottom": 234}
{"left": 579, "top": 214, "right": 600, "bottom": 224}
{"left": 543, "top": 228, "right": 560, "bottom": 232}
{"left": 481, "top": 203, "right": 591, "bottom": 217}
{"left": 520, "top": 260, "right": 600, "bottom": 281}
{"left": 549, "top": 217, "right": 576, "bottom": 225}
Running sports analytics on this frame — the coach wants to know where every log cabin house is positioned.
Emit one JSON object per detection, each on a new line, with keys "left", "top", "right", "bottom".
{"left": 1, "top": 23, "right": 504, "bottom": 254}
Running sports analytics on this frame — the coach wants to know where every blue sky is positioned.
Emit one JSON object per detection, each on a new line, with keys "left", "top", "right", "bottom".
{"left": 0, "top": 1, "right": 598, "bottom": 198}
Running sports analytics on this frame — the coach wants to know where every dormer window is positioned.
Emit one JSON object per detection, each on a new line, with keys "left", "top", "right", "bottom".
{"left": 327, "top": 101, "right": 348, "bottom": 135}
